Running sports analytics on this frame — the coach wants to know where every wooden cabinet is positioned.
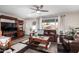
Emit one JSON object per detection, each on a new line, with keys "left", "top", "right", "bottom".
{"left": 0, "top": 15, "right": 24, "bottom": 39}
{"left": 17, "top": 30, "right": 24, "bottom": 37}
{"left": 16, "top": 20, "right": 24, "bottom": 38}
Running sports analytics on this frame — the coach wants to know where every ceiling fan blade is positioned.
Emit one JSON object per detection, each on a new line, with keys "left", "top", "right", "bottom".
{"left": 33, "top": 5, "right": 39, "bottom": 9}
{"left": 40, "top": 10, "right": 48, "bottom": 12}
{"left": 30, "top": 8, "right": 37, "bottom": 10}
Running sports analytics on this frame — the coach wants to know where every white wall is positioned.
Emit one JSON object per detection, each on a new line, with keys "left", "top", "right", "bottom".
{"left": 60, "top": 12, "right": 79, "bottom": 33}
{"left": 23, "top": 18, "right": 38, "bottom": 35}
{"left": 24, "top": 12, "right": 79, "bottom": 35}
{"left": 24, "top": 17, "right": 59, "bottom": 35}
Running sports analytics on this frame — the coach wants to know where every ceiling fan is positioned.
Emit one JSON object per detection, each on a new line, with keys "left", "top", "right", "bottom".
{"left": 30, "top": 5, "right": 48, "bottom": 13}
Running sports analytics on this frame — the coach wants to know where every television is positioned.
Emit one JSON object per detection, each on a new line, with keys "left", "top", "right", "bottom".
{"left": 1, "top": 22, "right": 17, "bottom": 32}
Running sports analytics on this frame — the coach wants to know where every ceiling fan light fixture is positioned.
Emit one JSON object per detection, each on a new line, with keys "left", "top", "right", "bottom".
{"left": 36, "top": 11, "right": 40, "bottom": 13}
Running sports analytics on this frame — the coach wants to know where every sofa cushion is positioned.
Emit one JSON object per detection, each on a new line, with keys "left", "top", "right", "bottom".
{"left": 65, "top": 36, "right": 74, "bottom": 40}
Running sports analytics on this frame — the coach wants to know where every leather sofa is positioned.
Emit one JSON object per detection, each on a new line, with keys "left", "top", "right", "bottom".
{"left": 60, "top": 35, "right": 79, "bottom": 53}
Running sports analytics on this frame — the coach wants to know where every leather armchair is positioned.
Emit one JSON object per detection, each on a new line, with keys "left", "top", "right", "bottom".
{"left": 69, "top": 40, "right": 79, "bottom": 52}
{"left": 61, "top": 35, "right": 79, "bottom": 53}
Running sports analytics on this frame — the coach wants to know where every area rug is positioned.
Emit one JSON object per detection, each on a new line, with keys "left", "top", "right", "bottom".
{"left": 4, "top": 43, "right": 28, "bottom": 53}
{"left": 4, "top": 40, "right": 57, "bottom": 53}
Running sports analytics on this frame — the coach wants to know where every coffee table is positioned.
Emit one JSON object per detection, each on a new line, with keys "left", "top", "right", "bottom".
{"left": 29, "top": 36, "right": 50, "bottom": 49}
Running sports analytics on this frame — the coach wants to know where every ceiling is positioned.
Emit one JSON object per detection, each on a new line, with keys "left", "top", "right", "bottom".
{"left": 0, "top": 5, "right": 79, "bottom": 19}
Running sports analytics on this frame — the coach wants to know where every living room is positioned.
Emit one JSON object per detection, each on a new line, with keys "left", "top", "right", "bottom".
{"left": 0, "top": 5, "right": 79, "bottom": 53}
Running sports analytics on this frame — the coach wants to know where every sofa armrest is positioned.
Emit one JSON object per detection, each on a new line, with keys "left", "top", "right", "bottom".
{"left": 69, "top": 40, "right": 79, "bottom": 52}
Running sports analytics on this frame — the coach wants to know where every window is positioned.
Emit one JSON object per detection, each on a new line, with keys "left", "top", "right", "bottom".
{"left": 42, "top": 19, "right": 58, "bottom": 30}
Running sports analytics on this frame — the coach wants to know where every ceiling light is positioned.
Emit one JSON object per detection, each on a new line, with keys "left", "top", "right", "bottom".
{"left": 36, "top": 11, "right": 40, "bottom": 13}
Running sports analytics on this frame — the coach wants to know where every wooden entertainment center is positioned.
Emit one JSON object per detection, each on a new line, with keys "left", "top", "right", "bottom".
{"left": 0, "top": 15, "right": 24, "bottom": 40}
